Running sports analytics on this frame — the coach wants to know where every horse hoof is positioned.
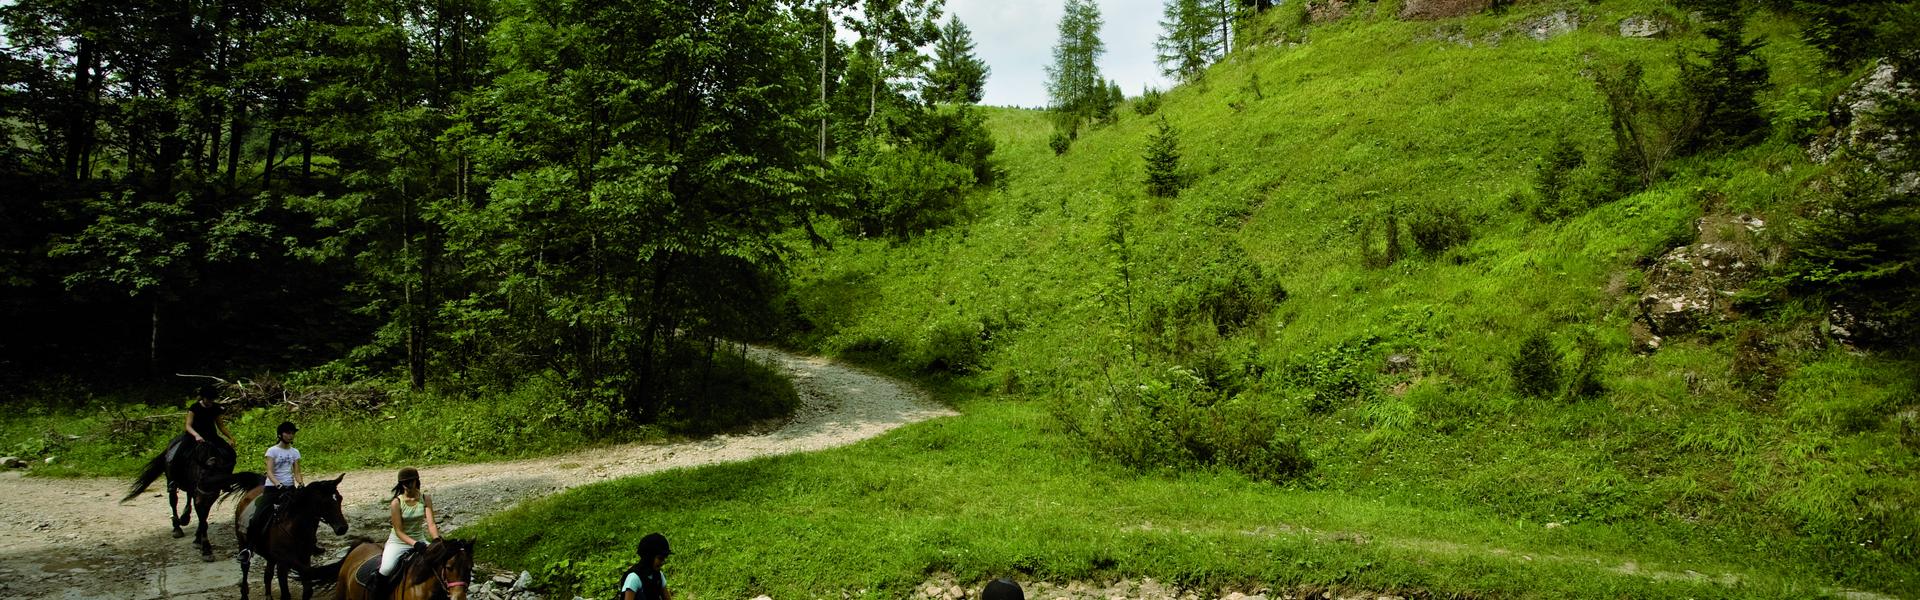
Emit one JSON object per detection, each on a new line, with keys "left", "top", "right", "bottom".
{"left": 201, "top": 552, "right": 216, "bottom": 563}
{"left": 172, "top": 530, "right": 186, "bottom": 538}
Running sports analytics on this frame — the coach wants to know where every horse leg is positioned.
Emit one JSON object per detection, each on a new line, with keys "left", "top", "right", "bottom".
{"left": 278, "top": 563, "right": 294, "bottom": 600}
{"left": 262, "top": 560, "right": 275, "bottom": 600}
{"left": 169, "top": 481, "right": 188, "bottom": 537}
{"left": 237, "top": 549, "right": 252, "bottom": 600}
{"left": 196, "top": 490, "right": 217, "bottom": 561}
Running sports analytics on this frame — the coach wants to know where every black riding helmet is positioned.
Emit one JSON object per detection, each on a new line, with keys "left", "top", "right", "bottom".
{"left": 276, "top": 421, "right": 299, "bottom": 435}
{"left": 636, "top": 532, "right": 671, "bottom": 558}
{"left": 982, "top": 579, "right": 1024, "bottom": 600}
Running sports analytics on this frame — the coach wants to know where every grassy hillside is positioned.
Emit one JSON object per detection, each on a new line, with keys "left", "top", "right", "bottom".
{"left": 469, "top": 2, "right": 1918, "bottom": 597}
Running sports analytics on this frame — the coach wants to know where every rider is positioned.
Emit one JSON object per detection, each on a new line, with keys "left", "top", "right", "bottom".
{"left": 370, "top": 467, "right": 442, "bottom": 598}
{"left": 165, "top": 386, "right": 234, "bottom": 462}
{"left": 248, "top": 421, "right": 303, "bottom": 540}
{"left": 619, "top": 533, "right": 673, "bottom": 600}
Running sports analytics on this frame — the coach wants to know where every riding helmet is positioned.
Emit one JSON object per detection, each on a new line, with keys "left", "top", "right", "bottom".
{"left": 276, "top": 421, "right": 299, "bottom": 435}
{"left": 982, "top": 579, "right": 1025, "bottom": 600}
{"left": 637, "top": 532, "right": 671, "bottom": 558}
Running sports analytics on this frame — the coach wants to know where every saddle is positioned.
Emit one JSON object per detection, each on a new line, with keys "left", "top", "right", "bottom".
{"left": 356, "top": 548, "right": 422, "bottom": 590}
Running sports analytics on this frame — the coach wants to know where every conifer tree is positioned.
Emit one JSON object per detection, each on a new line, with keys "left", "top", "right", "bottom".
{"left": 1156, "top": 0, "right": 1217, "bottom": 81}
{"left": 1680, "top": 3, "right": 1770, "bottom": 151}
{"left": 1144, "top": 117, "right": 1182, "bottom": 197}
{"left": 1046, "top": 0, "right": 1106, "bottom": 119}
{"left": 927, "top": 15, "right": 989, "bottom": 104}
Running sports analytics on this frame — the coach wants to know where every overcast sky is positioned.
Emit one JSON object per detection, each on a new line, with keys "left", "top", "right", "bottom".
{"left": 943, "top": 0, "right": 1174, "bottom": 108}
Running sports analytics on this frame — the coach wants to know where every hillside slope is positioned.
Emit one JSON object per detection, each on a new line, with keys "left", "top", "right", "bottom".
{"left": 787, "top": 0, "right": 1917, "bottom": 594}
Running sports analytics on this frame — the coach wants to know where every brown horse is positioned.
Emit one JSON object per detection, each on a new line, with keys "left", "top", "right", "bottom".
{"left": 316, "top": 538, "right": 474, "bottom": 600}
{"left": 122, "top": 436, "right": 253, "bottom": 560}
{"left": 232, "top": 475, "right": 350, "bottom": 600}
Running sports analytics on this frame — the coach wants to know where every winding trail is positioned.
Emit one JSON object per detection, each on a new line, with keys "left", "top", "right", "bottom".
{"left": 0, "top": 347, "right": 954, "bottom": 600}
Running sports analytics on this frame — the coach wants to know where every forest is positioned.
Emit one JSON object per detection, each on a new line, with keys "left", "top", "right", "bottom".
{"left": 1, "top": 0, "right": 995, "bottom": 427}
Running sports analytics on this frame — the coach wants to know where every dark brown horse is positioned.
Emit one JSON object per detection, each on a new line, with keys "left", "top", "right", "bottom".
{"left": 311, "top": 538, "right": 475, "bottom": 600}
{"left": 122, "top": 437, "right": 253, "bottom": 561}
{"left": 232, "top": 474, "right": 350, "bottom": 600}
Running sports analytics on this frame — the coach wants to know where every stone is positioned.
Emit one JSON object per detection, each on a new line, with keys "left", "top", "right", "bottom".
{"left": 1637, "top": 241, "right": 1761, "bottom": 337}
{"left": 1812, "top": 59, "right": 1919, "bottom": 174}
{"left": 1385, "top": 353, "right": 1416, "bottom": 373}
{"left": 1, "top": 456, "right": 27, "bottom": 469}
{"left": 1545, "top": 522, "right": 1563, "bottom": 529}
{"left": 1618, "top": 15, "right": 1668, "bottom": 38}
{"left": 1305, "top": 0, "right": 1353, "bottom": 24}
{"left": 1398, "top": 0, "right": 1490, "bottom": 20}
{"left": 511, "top": 570, "right": 531, "bottom": 594}
{"left": 43, "top": 456, "right": 56, "bottom": 464}
{"left": 1521, "top": 11, "right": 1579, "bottom": 40}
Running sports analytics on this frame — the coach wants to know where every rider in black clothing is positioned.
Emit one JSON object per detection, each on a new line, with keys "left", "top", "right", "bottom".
{"left": 167, "top": 386, "right": 235, "bottom": 462}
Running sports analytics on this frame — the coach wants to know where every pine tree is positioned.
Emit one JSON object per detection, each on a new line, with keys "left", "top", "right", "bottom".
{"left": 1143, "top": 117, "right": 1182, "bottom": 197}
{"left": 1680, "top": 3, "right": 1771, "bottom": 152}
{"left": 927, "top": 15, "right": 989, "bottom": 104}
{"left": 1046, "top": 0, "right": 1106, "bottom": 119}
{"left": 1156, "top": 0, "right": 1217, "bottom": 82}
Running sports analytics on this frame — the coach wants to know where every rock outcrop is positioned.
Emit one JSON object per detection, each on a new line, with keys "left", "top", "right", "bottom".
{"left": 1810, "top": 59, "right": 1920, "bottom": 193}
{"left": 1636, "top": 216, "right": 1766, "bottom": 339}
{"left": 1617, "top": 15, "right": 1670, "bottom": 38}
{"left": 1306, "top": 0, "right": 1354, "bottom": 24}
{"left": 1399, "top": 0, "right": 1490, "bottom": 21}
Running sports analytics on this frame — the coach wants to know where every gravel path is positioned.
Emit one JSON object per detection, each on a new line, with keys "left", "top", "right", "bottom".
{"left": 0, "top": 346, "right": 954, "bottom": 600}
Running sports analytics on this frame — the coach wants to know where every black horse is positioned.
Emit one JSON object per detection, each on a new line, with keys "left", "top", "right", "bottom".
{"left": 234, "top": 474, "right": 350, "bottom": 600}
{"left": 123, "top": 437, "right": 253, "bottom": 561}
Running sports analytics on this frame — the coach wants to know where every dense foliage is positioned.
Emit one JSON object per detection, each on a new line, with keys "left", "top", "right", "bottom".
{"left": 0, "top": 0, "right": 993, "bottom": 429}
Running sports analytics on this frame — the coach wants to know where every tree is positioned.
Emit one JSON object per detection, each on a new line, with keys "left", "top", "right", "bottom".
{"left": 854, "top": 0, "right": 944, "bottom": 126}
{"left": 1679, "top": 3, "right": 1771, "bottom": 152}
{"left": 926, "top": 15, "right": 989, "bottom": 104}
{"left": 1157, "top": 0, "right": 1219, "bottom": 82}
{"left": 1046, "top": 0, "right": 1106, "bottom": 119}
{"left": 1144, "top": 117, "right": 1182, "bottom": 197}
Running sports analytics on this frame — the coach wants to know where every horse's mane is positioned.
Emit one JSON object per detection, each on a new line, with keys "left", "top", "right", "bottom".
{"left": 406, "top": 538, "right": 473, "bottom": 585}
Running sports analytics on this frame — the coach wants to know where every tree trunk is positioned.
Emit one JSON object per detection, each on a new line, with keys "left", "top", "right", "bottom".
{"left": 149, "top": 297, "right": 161, "bottom": 380}
{"left": 64, "top": 37, "right": 96, "bottom": 182}
{"left": 820, "top": 4, "right": 829, "bottom": 159}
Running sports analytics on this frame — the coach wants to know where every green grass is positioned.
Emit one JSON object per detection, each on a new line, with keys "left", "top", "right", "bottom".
{"left": 1, "top": 348, "right": 796, "bottom": 478}
{"left": 466, "top": 0, "right": 1918, "bottom": 572}
{"left": 464, "top": 399, "right": 1884, "bottom": 599}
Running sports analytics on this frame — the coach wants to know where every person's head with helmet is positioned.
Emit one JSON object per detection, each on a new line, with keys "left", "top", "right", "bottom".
{"left": 619, "top": 532, "right": 673, "bottom": 600}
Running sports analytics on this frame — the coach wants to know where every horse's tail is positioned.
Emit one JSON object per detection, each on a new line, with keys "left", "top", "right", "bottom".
{"left": 213, "top": 471, "right": 266, "bottom": 504}
{"left": 293, "top": 538, "right": 375, "bottom": 586}
{"left": 291, "top": 558, "right": 345, "bottom": 587}
{"left": 122, "top": 449, "right": 169, "bottom": 503}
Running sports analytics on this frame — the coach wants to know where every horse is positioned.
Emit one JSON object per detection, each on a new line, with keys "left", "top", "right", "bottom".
{"left": 309, "top": 537, "right": 475, "bottom": 600}
{"left": 122, "top": 436, "right": 253, "bottom": 560}
{"left": 232, "top": 474, "right": 350, "bottom": 600}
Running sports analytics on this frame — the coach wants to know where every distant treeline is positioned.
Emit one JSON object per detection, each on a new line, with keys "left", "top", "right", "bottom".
{"left": 0, "top": 0, "right": 994, "bottom": 420}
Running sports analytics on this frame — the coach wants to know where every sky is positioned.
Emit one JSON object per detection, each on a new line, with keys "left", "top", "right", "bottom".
{"left": 942, "top": 0, "right": 1174, "bottom": 108}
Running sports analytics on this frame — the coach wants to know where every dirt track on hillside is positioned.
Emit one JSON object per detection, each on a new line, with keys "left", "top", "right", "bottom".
{"left": 0, "top": 347, "right": 954, "bottom": 600}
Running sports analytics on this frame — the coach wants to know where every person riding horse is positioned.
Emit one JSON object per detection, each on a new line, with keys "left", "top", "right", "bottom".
{"left": 248, "top": 421, "right": 305, "bottom": 543}
{"left": 166, "top": 386, "right": 236, "bottom": 463}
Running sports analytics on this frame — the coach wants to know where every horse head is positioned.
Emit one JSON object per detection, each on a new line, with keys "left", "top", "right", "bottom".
{"left": 298, "top": 474, "right": 350, "bottom": 536}
{"left": 415, "top": 538, "right": 475, "bottom": 600}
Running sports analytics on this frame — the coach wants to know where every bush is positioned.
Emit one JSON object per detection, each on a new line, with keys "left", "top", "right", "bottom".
{"left": 916, "top": 318, "right": 987, "bottom": 374}
{"left": 1134, "top": 87, "right": 1164, "bottom": 116}
{"left": 1080, "top": 367, "right": 1313, "bottom": 483}
{"left": 1408, "top": 204, "right": 1472, "bottom": 255}
{"left": 1282, "top": 338, "right": 1375, "bottom": 413}
{"left": 1050, "top": 130, "right": 1073, "bottom": 155}
{"left": 1510, "top": 331, "right": 1562, "bottom": 398}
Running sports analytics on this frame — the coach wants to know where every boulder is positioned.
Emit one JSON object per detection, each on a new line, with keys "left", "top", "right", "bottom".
{"left": 1, "top": 456, "right": 27, "bottom": 469}
{"left": 1617, "top": 15, "right": 1669, "bottom": 38}
{"left": 1398, "top": 0, "right": 1489, "bottom": 20}
{"left": 1520, "top": 11, "right": 1580, "bottom": 41}
{"left": 1637, "top": 240, "right": 1762, "bottom": 337}
{"left": 1385, "top": 353, "right": 1417, "bottom": 374}
{"left": 1306, "top": 0, "right": 1354, "bottom": 24}
{"left": 1811, "top": 58, "right": 1920, "bottom": 193}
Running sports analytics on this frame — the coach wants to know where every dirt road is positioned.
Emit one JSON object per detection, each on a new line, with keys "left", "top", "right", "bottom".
{"left": 0, "top": 347, "right": 953, "bottom": 600}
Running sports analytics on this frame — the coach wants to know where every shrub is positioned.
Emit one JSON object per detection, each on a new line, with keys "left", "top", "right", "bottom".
{"left": 917, "top": 318, "right": 987, "bottom": 375}
{"left": 1134, "top": 87, "right": 1164, "bottom": 116}
{"left": 1050, "top": 130, "right": 1073, "bottom": 155}
{"left": 1080, "top": 368, "right": 1313, "bottom": 483}
{"left": 1408, "top": 204, "right": 1473, "bottom": 255}
{"left": 1510, "top": 331, "right": 1562, "bottom": 398}
{"left": 1282, "top": 338, "right": 1375, "bottom": 413}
